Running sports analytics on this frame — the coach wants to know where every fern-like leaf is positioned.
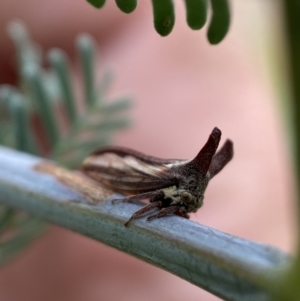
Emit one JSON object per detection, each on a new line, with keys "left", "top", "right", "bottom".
{"left": 86, "top": 0, "right": 231, "bottom": 44}
{"left": 0, "top": 21, "right": 132, "bottom": 264}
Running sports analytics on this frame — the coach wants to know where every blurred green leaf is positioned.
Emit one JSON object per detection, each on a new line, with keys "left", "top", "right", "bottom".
{"left": 207, "top": 0, "right": 231, "bottom": 44}
{"left": 9, "top": 97, "right": 37, "bottom": 154}
{"left": 96, "top": 68, "right": 114, "bottom": 102}
{"left": 25, "top": 69, "right": 60, "bottom": 146}
{"left": 0, "top": 21, "right": 132, "bottom": 264}
{"left": 115, "top": 0, "right": 137, "bottom": 13}
{"left": 77, "top": 35, "right": 95, "bottom": 106}
{"left": 0, "top": 206, "right": 14, "bottom": 232}
{"left": 152, "top": 0, "right": 175, "bottom": 36}
{"left": 86, "top": 0, "right": 106, "bottom": 9}
{"left": 86, "top": 0, "right": 231, "bottom": 43}
{"left": 48, "top": 49, "right": 77, "bottom": 124}
{"left": 0, "top": 217, "right": 45, "bottom": 265}
{"left": 184, "top": 0, "right": 208, "bottom": 30}
{"left": 51, "top": 99, "right": 131, "bottom": 167}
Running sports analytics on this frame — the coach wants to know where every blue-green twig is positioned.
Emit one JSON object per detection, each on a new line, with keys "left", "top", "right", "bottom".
{"left": 0, "top": 146, "right": 291, "bottom": 301}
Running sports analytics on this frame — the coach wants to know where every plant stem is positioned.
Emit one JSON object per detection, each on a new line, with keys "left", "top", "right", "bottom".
{"left": 282, "top": 0, "right": 300, "bottom": 257}
{"left": 0, "top": 146, "right": 291, "bottom": 301}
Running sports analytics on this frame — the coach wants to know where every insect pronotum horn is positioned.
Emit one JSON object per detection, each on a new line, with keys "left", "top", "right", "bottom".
{"left": 191, "top": 127, "right": 221, "bottom": 176}
{"left": 209, "top": 139, "right": 234, "bottom": 179}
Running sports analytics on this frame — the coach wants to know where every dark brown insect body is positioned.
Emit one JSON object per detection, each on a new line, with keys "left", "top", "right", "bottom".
{"left": 82, "top": 127, "right": 233, "bottom": 226}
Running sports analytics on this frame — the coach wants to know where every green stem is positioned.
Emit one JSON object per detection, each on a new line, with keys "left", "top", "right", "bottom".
{"left": 282, "top": 0, "right": 300, "bottom": 257}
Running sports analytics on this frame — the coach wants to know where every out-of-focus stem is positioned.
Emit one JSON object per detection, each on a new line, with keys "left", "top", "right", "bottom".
{"left": 282, "top": 0, "right": 300, "bottom": 257}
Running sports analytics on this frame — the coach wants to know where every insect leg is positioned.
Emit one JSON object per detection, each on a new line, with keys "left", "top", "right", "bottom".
{"left": 175, "top": 212, "right": 190, "bottom": 219}
{"left": 146, "top": 206, "right": 179, "bottom": 222}
{"left": 112, "top": 191, "right": 160, "bottom": 204}
{"left": 149, "top": 190, "right": 164, "bottom": 202}
{"left": 124, "top": 201, "right": 162, "bottom": 227}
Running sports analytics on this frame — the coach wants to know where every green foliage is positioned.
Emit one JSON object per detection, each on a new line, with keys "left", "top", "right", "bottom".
{"left": 86, "top": 0, "right": 231, "bottom": 44}
{"left": 0, "top": 20, "right": 132, "bottom": 165}
{"left": 0, "top": 87, "right": 37, "bottom": 154}
{"left": 0, "top": 209, "right": 44, "bottom": 265}
{"left": 115, "top": 0, "right": 137, "bottom": 13}
{"left": 87, "top": 0, "right": 106, "bottom": 8}
{"left": 0, "top": 21, "right": 132, "bottom": 263}
{"left": 184, "top": 0, "right": 208, "bottom": 30}
{"left": 49, "top": 49, "right": 77, "bottom": 124}
{"left": 152, "top": 0, "right": 175, "bottom": 37}
{"left": 207, "top": 0, "right": 231, "bottom": 44}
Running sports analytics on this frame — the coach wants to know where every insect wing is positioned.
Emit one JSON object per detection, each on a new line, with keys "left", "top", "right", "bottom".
{"left": 82, "top": 147, "right": 185, "bottom": 193}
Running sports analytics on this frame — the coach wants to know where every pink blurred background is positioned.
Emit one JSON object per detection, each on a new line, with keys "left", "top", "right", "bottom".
{"left": 0, "top": 1, "right": 296, "bottom": 300}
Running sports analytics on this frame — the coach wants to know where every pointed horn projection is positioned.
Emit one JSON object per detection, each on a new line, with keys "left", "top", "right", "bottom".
{"left": 209, "top": 139, "right": 233, "bottom": 179}
{"left": 191, "top": 127, "right": 221, "bottom": 176}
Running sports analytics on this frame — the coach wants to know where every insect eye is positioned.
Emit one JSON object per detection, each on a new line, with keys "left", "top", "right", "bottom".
{"left": 188, "top": 179, "right": 197, "bottom": 190}
{"left": 180, "top": 191, "right": 194, "bottom": 204}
